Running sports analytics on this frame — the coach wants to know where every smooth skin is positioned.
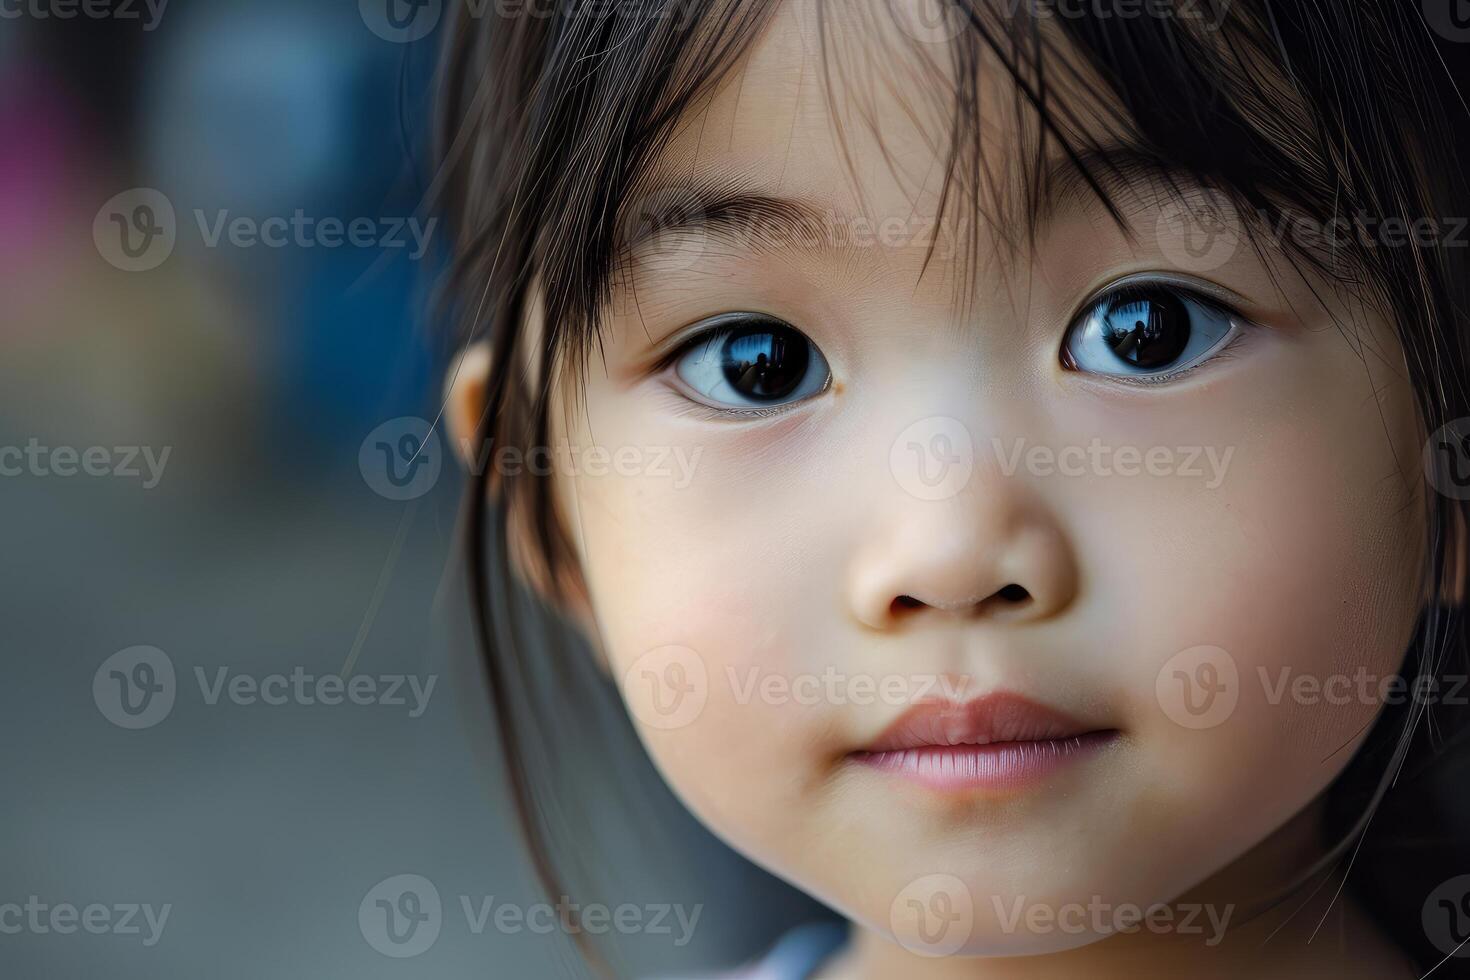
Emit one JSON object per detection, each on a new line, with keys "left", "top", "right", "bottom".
{"left": 451, "top": 1, "right": 1438, "bottom": 975}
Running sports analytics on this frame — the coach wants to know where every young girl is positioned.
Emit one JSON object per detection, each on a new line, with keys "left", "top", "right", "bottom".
{"left": 434, "top": 0, "right": 1470, "bottom": 975}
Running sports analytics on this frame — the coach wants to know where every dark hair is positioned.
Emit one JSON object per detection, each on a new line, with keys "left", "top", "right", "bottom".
{"left": 434, "top": 0, "right": 1470, "bottom": 972}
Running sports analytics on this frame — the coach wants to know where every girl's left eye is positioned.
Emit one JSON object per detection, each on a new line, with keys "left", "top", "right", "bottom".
{"left": 1061, "top": 281, "right": 1243, "bottom": 382}
{"left": 669, "top": 314, "right": 831, "bottom": 412}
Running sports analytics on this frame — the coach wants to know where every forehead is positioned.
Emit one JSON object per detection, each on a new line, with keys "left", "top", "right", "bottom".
{"left": 641, "top": 0, "right": 1116, "bottom": 247}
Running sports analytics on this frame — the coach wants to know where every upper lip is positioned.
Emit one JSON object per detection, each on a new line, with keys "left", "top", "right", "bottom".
{"left": 857, "top": 692, "right": 1109, "bottom": 752}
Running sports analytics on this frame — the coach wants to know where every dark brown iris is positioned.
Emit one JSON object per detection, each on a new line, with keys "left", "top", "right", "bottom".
{"left": 1099, "top": 287, "right": 1190, "bottom": 369}
{"left": 720, "top": 324, "right": 811, "bottom": 401}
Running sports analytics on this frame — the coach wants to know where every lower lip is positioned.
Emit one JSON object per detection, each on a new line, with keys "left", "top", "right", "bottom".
{"left": 850, "top": 731, "right": 1118, "bottom": 792}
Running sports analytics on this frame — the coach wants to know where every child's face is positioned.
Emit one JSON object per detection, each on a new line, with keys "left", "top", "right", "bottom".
{"left": 540, "top": 0, "right": 1426, "bottom": 957}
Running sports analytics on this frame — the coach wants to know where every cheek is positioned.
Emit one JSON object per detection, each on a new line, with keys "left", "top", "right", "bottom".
{"left": 1063, "top": 328, "right": 1426, "bottom": 875}
{"left": 552, "top": 306, "right": 1430, "bottom": 948}
{"left": 559, "top": 410, "right": 857, "bottom": 855}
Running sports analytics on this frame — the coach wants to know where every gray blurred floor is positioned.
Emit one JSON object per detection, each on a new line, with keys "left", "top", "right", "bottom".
{"left": 4, "top": 460, "right": 537, "bottom": 978}
{"left": 1, "top": 415, "right": 819, "bottom": 979}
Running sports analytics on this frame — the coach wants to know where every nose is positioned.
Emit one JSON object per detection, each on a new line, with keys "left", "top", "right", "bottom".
{"left": 846, "top": 478, "right": 1079, "bottom": 631}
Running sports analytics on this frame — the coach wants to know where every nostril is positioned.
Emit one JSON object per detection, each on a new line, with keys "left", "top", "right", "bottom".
{"left": 996, "top": 584, "right": 1031, "bottom": 603}
{"left": 975, "top": 583, "right": 1035, "bottom": 619}
{"left": 889, "top": 586, "right": 1033, "bottom": 619}
{"left": 891, "top": 595, "right": 925, "bottom": 615}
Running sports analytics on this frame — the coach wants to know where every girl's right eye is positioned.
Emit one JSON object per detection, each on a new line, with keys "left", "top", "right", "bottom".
{"left": 669, "top": 314, "right": 831, "bottom": 413}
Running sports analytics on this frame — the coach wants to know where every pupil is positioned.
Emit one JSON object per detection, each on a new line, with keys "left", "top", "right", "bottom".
{"left": 721, "top": 326, "right": 809, "bottom": 400}
{"left": 1100, "top": 288, "right": 1189, "bottom": 369}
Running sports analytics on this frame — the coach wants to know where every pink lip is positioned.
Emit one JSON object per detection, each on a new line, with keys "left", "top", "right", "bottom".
{"left": 849, "top": 693, "right": 1118, "bottom": 792}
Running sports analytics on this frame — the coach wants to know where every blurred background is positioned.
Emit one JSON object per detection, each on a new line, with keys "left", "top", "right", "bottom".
{"left": 0, "top": 2, "right": 818, "bottom": 976}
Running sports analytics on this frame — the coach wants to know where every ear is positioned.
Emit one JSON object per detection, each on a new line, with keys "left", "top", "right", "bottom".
{"left": 443, "top": 340, "right": 608, "bottom": 668}
{"left": 444, "top": 341, "right": 493, "bottom": 468}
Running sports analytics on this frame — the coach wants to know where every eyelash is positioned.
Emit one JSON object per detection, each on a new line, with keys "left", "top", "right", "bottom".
{"left": 652, "top": 278, "right": 1254, "bottom": 415}
{"left": 1059, "top": 277, "right": 1255, "bottom": 387}
{"left": 653, "top": 383, "right": 815, "bottom": 422}
{"left": 653, "top": 319, "right": 832, "bottom": 421}
{"left": 1083, "top": 334, "right": 1246, "bottom": 389}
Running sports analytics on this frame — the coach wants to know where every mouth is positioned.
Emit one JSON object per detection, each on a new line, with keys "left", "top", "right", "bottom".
{"left": 847, "top": 692, "right": 1119, "bottom": 793}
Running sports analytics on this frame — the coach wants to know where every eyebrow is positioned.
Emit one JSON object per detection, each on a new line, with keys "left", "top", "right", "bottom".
{"left": 1042, "top": 142, "right": 1217, "bottom": 224}
{"left": 616, "top": 181, "right": 860, "bottom": 263}
{"left": 616, "top": 142, "right": 1211, "bottom": 266}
